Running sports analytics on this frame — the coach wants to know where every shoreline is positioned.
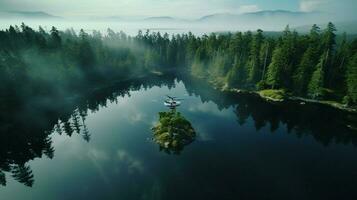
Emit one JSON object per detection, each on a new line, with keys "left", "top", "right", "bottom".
{"left": 208, "top": 81, "right": 357, "bottom": 114}
{"left": 230, "top": 88, "right": 357, "bottom": 113}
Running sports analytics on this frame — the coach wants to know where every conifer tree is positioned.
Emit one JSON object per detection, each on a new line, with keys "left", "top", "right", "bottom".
{"left": 321, "top": 22, "right": 337, "bottom": 86}
{"left": 308, "top": 54, "right": 326, "bottom": 99}
{"left": 332, "top": 33, "right": 350, "bottom": 90}
{"left": 50, "top": 26, "right": 61, "bottom": 48}
{"left": 247, "top": 29, "right": 264, "bottom": 84}
{"left": 293, "top": 25, "right": 321, "bottom": 95}
{"left": 346, "top": 53, "right": 357, "bottom": 104}
{"left": 266, "top": 47, "right": 284, "bottom": 89}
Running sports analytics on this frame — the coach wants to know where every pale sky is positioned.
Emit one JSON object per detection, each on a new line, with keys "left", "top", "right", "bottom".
{"left": 0, "top": 0, "right": 356, "bottom": 19}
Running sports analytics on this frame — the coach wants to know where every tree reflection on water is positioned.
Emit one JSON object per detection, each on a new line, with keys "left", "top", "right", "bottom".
{"left": 0, "top": 76, "right": 174, "bottom": 187}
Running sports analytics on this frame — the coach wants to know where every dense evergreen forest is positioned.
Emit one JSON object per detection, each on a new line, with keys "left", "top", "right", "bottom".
{"left": 0, "top": 22, "right": 356, "bottom": 106}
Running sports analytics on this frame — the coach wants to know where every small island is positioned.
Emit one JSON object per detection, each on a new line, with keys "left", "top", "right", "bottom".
{"left": 151, "top": 110, "right": 196, "bottom": 154}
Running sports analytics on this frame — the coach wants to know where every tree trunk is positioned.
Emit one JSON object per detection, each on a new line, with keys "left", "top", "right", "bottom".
{"left": 261, "top": 45, "right": 269, "bottom": 81}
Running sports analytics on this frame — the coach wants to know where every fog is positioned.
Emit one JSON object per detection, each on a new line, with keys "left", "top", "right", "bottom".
{"left": 1, "top": 11, "right": 357, "bottom": 37}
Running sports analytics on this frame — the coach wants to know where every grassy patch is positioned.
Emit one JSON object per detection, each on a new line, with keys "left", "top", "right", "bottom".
{"left": 258, "top": 89, "right": 287, "bottom": 101}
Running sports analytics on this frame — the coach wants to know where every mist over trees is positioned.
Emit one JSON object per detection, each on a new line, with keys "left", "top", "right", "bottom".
{"left": 0, "top": 22, "right": 356, "bottom": 105}
{"left": 184, "top": 23, "right": 356, "bottom": 105}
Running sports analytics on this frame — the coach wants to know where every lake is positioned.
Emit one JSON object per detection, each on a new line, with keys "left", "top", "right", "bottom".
{"left": 1, "top": 75, "right": 357, "bottom": 200}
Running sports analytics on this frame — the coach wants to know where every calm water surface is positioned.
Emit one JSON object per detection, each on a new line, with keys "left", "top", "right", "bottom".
{"left": 1, "top": 77, "right": 357, "bottom": 200}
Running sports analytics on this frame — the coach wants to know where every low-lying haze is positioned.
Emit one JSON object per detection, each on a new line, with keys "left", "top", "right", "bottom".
{"left": 0, "top": 0, "right": 356, "bottom": 34}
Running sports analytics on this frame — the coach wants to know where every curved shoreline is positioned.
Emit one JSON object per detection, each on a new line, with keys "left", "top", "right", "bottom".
{"left": 220, "top": 87, "right": 357, "bottom": 113}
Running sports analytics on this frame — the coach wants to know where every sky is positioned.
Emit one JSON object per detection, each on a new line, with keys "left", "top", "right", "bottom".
{"left": 0, "top": 0, "right": 356, "bottom": 19}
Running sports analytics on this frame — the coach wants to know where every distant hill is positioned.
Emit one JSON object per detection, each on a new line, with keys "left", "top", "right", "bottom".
{"left": 199, "top": 10, "right": 314, "bottom": 21}
{"left": 0, "top": 11, "right": 61, "bottom": 19}
{"left": 197, "top": 10, "right": 327, "bottom": 31}
{"left": 245, "top": 10, "right": 309, "bottom": 17}
{"left": 143, "top": 16, "right": 187, "bottom": 23}
{"left": 198, "top": 13, "right": 237, "bottom": 21}
{"left": 144, "top": 16, "right": 174, "bottom": 20}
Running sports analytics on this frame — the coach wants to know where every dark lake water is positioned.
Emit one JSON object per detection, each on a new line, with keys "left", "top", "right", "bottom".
{"left": 1, "top": 75, "right": 357, "bottom": 200}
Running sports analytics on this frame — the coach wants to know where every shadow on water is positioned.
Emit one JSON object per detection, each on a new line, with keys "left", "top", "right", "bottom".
{"left": 0, "top": 72, "right": 356, "bottom": 187}
{"left": 0, "top": 74, "right": 177, "bottom": 187}
{"left": 183, "top": 75, "right": 357, "bottom": 146}
{"left": 151, "top": 109, "right": 196, "bottom": 155}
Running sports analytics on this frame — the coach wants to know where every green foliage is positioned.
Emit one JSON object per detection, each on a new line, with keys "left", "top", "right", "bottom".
{"left": 247, "top": 29, "right": 264, "bottom": 83}
{"left": 151, "top": 110, "right": 196, "bottom": 154}
{"left": 226, "top": 58, "right": 240, "bottom": 88}
{"left": 50, "top": 26, "right": 61, "bottom": 48}
{"left": 321, "top": 22, "right": 337, "bottom": 87}
{"left": 182, "top": 22, "right": 352, "bottom": 104}
{"left": 293, "top": 25, "right": 322, "bottom": 95}
{"left": 0, "top": 22, "right": 353, "bottom": 105}
{"left": 259, "top": 89, "right": 286, "bottom": 101}
{"left": 308, "top": 64, "right": 325, "bottom": 99}
{"left": 256, "top": 80, "right": 268, "bottom": 90}
{"left": 293, "top": 47, "right": 318, "bottom": 95}
{"left": 144, "top": 50, "right": 160, "bottom": 69}
{"left": 266, "top": 47, "right": 285, "bottom": 88}
{"left": 346, "top": 53, "right": 357, "bottom": 104}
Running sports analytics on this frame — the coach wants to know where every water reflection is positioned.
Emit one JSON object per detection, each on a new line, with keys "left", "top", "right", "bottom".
{"left": 52, "top": 109, "right": 91, "bottom": 142}
{"left": 0, "top": 75, "right": 177, "bottom": 187}
{"left": 0, "top": 73, "right": 356, "bottom": 189}
{"left": 231, "top": 94, "right": 357, "bottom": 146}
{"left": 152, "top": 109, "right": 196, "bottom": 154}
{"left": 183, "top": 76, "right": 357, "bottom": 146}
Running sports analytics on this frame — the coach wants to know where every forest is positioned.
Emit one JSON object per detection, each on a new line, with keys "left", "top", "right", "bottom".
{"left": 0, "top": 22, "right": 356, "bottom": 106}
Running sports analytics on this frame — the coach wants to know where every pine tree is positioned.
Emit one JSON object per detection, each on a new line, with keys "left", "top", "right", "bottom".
{"left": 191, "top": 47, "right": 207, "bottom": 78}
{"left": 266, "top": 47, "right": 285, "bottom": 89}
{"left": 310, "top": 24, "right": 321, "bottom": 44}
{"left": 321, "top": 22, "right": 337, "bottom": 51}
{"left": 266, "top": 25, "right": 298, "bottom": 89}
{"left": 50, "top": 26, "right": 61, "bottom": 48}
{"left": 308, "top": 54, "right": 326, "bottom": 99}
{"left": 247, "top": 29, "right": 264, "bottom": 84}
{"left": 293, "top": 25, "right": 321, "bottom": 95}
{"left": 321, "top": 22, "right": 337, "bottom": 86}
{"left": 294, "top": 47, "right": 316, "bottom": 95}
{"left": 332, "top": 33, "right": 350, "bottom": 90}
{"left": 226, "top": 60, "right": 239, "bottom": 88}
{"left": 226, "top": 55, "right": 247, "bottom": 88}
{"left": 259, "top": 39, "right": 274, "bottom": 82}
{"left": 346, "top": 53, "right": 357, "bottom": 105}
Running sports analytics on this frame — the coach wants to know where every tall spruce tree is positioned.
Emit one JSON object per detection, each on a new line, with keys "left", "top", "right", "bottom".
{"left": 266, "top": 26, "right": 295, "bottom": 89}
{"left": 321, "top": 22, "right": 337, "bottom": 87}
{"left": 308, "top": 53, "right": 327, "bottom": 99}
{"left": 226, "top": 55, "right": 247, "bottom": 88}
{"left": 293, "top": 25, "right": 321, "bottom": 95}
{"left": 332, "top": 33, "right": 350, "bottom": 90}
{"left": 247, "top": 29, "right": 264, "bottom": 84}
{"left": 346, "top": 53, "right": 357, "bottom": 105}
{"left": 50, "top": 26, "right": 61, "bottom": 49}
{"left": 266, "top": 47, "right": 285, "bottom": 89}
{"left": 259, "top": 39, "right": 274, "bottom": 83}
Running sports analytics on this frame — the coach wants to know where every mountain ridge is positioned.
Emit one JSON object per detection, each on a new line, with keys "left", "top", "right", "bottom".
{"left": 0, "top": 11, "right": 61, "bottom": 19}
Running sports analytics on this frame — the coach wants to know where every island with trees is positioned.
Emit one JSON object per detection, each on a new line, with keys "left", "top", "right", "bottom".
{"left": 152, "top": 110, "right": 196, "bottom": 154}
